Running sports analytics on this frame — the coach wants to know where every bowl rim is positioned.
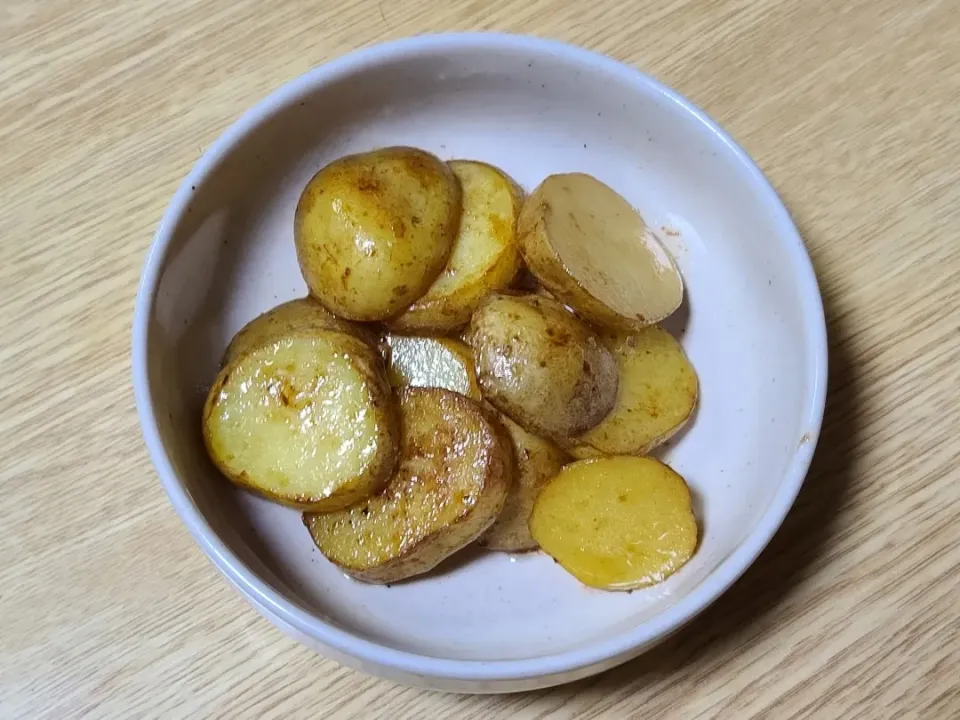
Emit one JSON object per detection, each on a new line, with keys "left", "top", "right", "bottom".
{"left": 132, "top": 32, "right": 828, "bottom": 682}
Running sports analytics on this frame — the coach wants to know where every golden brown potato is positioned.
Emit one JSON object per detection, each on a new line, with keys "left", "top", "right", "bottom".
{"left": 295, "top": 147, "right": 461, "bottom": 321}
{"left": 383, "top": 334, "right": 481, "bottom": 400}
{"left": 468, "top": 292, "right": 618, "bottom": 438}
{"left": 570, "top": 327, "right": 698, "bottom": 457}
{"left": 222, "top": 297, "right": 375, "bottom": 366}
{"left": 389, "top": 160, "right": 523, "bottom": 332}
{"left": 304, "top": 389, "right": 512, "bottom": 584}
{"left": 530, "top": 456, "right": 698, "bottom": 590}
{"left": 517, "top": 173, "right": 684, "bottom": 330}
{"left": 478, "top": 415, "right": 568, "bottom": 551}
{"left": 203, "top": 330, "right": 398, "bottom": 511}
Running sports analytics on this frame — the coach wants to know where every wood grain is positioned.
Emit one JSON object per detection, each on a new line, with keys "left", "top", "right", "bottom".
{"left": 2, "top": 0, "right": 958, "bottom": 717}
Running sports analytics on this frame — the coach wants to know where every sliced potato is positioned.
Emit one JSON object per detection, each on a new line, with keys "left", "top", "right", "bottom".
{"left": 478, "top": 415, "right": 568, "bottom": 551}
{"left": 304, "top": 388, "right": 512, "bottom": 584}
{"left": 518, "top": 173, "right": 683, "bottom": 330}
{"left": 389, "top": 160, "right": 523, "bottom": 332}
{"left": 223, "top": 297, "right": 375, "bottom": 366}
{"left": 469, "top": 292, "right": 618, "bottom": 438}
{"left": 295, "top": 147, "right": 460, "bottom": 321}
{"left": 530, "top": 456, "right": 698, "bottom": 590}
{"left": 570, "top": 327, "right": 698, "bottom": 457}
{"left": 383, "top": 334, "right": 481, "bottom": 400}
{"left": 203, "top": 330, "right": 397, "bottom": 511}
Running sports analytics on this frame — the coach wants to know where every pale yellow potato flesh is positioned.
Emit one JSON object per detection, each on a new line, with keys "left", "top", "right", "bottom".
{"left": 304, "top": 389, "right": 512, "bottom": 584}
{"left": 390, "top": 160, "right": 523, "bottom": 332}
{"left": 478, "top": 415, "right": 568, "bottom": 551}
{"left": 222, "top": 297, "right": 374, "bottom": 366}
{"left": 518, "top": 173, "right": 683, "bottom": 330}
{"left": 530, "top": 456, "right": 698, "bottom": 590}
{"left": 570, "top": 327, "right": 698, "bottom": 458}
{"left": 383, "top": 334, "right": 481, "bottom": 400}
{"left": 203, "top": 331, "right": 398, "bottom": 511}
{"left": 469, "top": 292, "right": 618, "bottom": 438}
{"left": 295, "top": 147, "right": 460, "bottom": 321}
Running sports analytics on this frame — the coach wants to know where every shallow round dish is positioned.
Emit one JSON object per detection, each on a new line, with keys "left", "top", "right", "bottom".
{"left": 133, "top": 33, "right": 827, "bottom": 693}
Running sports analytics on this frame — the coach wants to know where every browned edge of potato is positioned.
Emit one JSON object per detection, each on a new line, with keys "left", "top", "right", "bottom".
{"left": 389, "top": 160, "right": 524, "bottom": 333}
{"left": 517, "top": 173, "right": 684, "bottom": 330}
{"left": 295, "top": 146, "right": 461, "bottom": 321}
{"left": 203, "top": 329, "right": 398, "bottom": 512}
{"left": 468, "top": 292, "right": 618, "bottom": 439}
{"left": 303, "top": 388, "right": 513, "bottom": 584}
{"left": 222, "top": 296, "right": 377, "bottom": 366}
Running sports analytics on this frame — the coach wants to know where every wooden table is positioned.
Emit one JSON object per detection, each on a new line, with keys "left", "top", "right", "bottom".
{"left": 2, "top": 0, "right": 958, "bottom": 717}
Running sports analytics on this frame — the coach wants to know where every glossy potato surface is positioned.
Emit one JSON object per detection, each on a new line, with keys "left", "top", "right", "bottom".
{"left": 295, "top": 147, "right": 460, "bottom": 321}
{"left": 203, "top": 331, "right": 398, "bottom": 511}
{"left": 530, "top": 456, "right": 698, "bottom": 590}
{"left": 305, "top": 389, "right": 512, "bottom": 584}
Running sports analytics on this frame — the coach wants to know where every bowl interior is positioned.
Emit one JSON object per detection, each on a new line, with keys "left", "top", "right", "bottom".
{"left": 144, "top": 41, "right": 822, "bottom": 662}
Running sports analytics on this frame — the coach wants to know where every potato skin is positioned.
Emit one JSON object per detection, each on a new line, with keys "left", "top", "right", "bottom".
{"left": 517, "top": 173, "right": 683, "bottom": 330}
{"left": 203, "top": 330, "right": 398, "bottom": 512}
{"left": 389, "top": 160, "right": 523, "bottom": 333}
{"left": 222, "top": 297, "right": 376, "bottom": 366}
{"left": 304, "top": 388, "right": 513, "bottom": 584}
{"left": 295, "top": 147, "right": 461, "bottom": 321}
{"left": 468, "top": 292, "right": 618, "bottom": 438}
{"left": 478, "top": 414, "right": 568, "bottom": 551}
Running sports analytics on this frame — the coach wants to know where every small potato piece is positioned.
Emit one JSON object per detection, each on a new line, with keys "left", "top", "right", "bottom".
{"left": 305, "top": 389, "right": 512, "bottom": 584}
{"left": 479, "top": 415, "right": 568, "bottom": 551}
{"left": 570, "top": 327, "right": 698, "bottom": 457}
{"left": 389, "top": 160, "right": 523, "bottom": 332}
{"left": 530, "top": 456, "right": 698, "bottom": 590}
{"left": 469, "top": 293, "right": 618, "bottom": 438}
{"left": 203, "top": 331, "right": 398, "bottom": 511}
{"left": 295, "top": 147, "right": 460, "bottom": 321}
{"left": 223, "top": 297, "right": 375, "bottom": 365}
{"left": 518, "top": 173, "right": 683, "bottom": 330}
{"left": 384, "top": 335, "right": 481, "bottom": 400}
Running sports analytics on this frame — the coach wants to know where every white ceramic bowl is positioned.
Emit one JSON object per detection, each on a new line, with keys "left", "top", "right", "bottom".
{"left": 133, "top": 33, "right": 827, "bottom": 693}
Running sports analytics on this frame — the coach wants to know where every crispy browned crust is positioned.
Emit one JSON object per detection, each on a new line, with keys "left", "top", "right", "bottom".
{"left": 304, "top": 388, "right": 513, "bottom": 583}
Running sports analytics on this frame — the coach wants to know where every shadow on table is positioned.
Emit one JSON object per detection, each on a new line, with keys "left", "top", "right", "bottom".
{"left": 546, "top": 257, "right": 860, "bottom": 699}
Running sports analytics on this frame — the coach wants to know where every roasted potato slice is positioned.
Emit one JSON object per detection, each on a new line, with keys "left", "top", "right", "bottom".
{"left": 518, "top": 173, "right": 683, "bottom": 330}
{"left": 478, "top": 415, "right": 568, "bottom": 551}
{"left": 295, "top": 147, "right": 460, "bottom": 321}
{"left": 383, "top": 332, "right": 564, "bottom": 551}
{"left": 530, "top": 456, "right": 698, "bottom": 590}
{"left": 203, "top": 330, "right": 397, "bottom": 511}
{"left": 469, "top": 292, "right": 618, "bottom": 438}
{"left": 389, "top": 160, "right": 523, "bottom": 332}
{"left": 304, "top": 388, "right": 512, "bottom": 584}
{"left": 223, "top": 297, "right": 375, "bottom": 365}
{"left": 570, "top": 327, "right": 698, "bottom": 458}
{"left": 383, "top": 334, "right": 481, "bottom": 400}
